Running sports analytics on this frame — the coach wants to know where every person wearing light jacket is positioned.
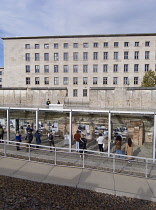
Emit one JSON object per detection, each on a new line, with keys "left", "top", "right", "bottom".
{"left": 96, "top": 133, "right": 104, "bottom": 152}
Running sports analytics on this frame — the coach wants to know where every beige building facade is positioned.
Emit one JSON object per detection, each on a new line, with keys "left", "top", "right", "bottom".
{"left": 2, "top": 33, "right": 156, "bottom": 102}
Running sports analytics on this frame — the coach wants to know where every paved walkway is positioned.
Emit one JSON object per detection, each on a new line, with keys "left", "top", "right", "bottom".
{"left": 0, "top": 156, "right": 156, "bottom": 202}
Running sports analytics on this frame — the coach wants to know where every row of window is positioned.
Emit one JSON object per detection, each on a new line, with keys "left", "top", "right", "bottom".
{"left": 26, "top": 63, "right": 151, "bottom": 73}
{"left": 26, "top": 76, "right": 139, "bottom": 86}
{"left": 25, "top": 41, "right": 150, "bottom": 49}
{"left": 25, "top": 51, "right": 152, "bottom": 61}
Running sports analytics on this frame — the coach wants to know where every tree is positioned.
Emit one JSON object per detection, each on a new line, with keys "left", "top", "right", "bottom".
{"left": 141, "top": 70, "right": 156, "bottom": 87}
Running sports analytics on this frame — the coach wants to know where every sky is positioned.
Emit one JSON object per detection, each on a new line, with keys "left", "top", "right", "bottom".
{"left": 1, "top": 0, "right": 156, "bottom": 66}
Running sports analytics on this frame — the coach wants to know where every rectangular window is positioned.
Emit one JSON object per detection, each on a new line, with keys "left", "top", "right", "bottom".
{"left": 134, "top": 64, "right": 139, "bottom": 72}
{"left": 113, "top": 77, "right": 118, "bottom": 85}
{"left": 44, "top": 53, "right": 49, "bottom": 61}
{"left": 73, "top": 77, "right": 78, "bottom": 85}
{"left": 103, "top": 52, "right": 108, "bottom": 60}
{"left": 0, "top": 78, "right": 2, "bottom": 82}
{"left": 73, "top": 43, "right": 78, "bottom": 48}
{"left": 54, "top": 77, "right": 59, "bottom": 85}
{"left": 114, "top": 52, "right": 118, "bottom": 59}
{"left": 54, "top": 65, "right": 58, "bottom": 73}
{"left": 73, "top": 65, "right": 78, "bottom": 73}
{"left": 83, "top": 52, "right": 88, "bottom": 60}
{"left": 134, "top": 77, "right": 138, "bottom": 85}
{"left": 44, "top": 65, "right": 49, "bottom": 73}
{"left": 145, "top": 51, "right": 150, "bottom": 59}
{"left": 124, "top": 64, "right": 128, "bottom": 72}
{"left": 103, "top": 64, "right": 108, "bottom": 72}
{"left": 35, "top": 53, "right": 40, "bottom": 61}
{"left": 145, "top": 64, "right": 149, "bottom": 72}
{"left": 35, "top": 77, "right": 40, "bottom": 85}
{"left": 93, "top": 52, "right": 98, "bottom": 60}
{"left": 73, "top": 89, "right": 78, "bottom": 97}
{"left": 104, "top": 42, "right": 108, "bottom": 47}
{"left": 134, "top": 51, "right": 139, "bottom": 59}
{"left": 135, "top": 42, "right": 139, "bottom": 47}
{"left": 64, "top": 52, "right": 68, "bottom": 60}
{"left": 54, "top": 53, "right": 59, "bottom": 60}
{"left": 35, "top": 65, "right": 40, "bottom": 73}
{"left": 83, "top": 65, "right": 88, "bottom": 73}
{"left": 124, "top": 42, "right": 129, "bottom": 47}
{"left": 26, "top": 65, "right": 30, "bottom": 73}
{"left": 26, "top": 77, "right": 30, "bottom": 85}
{"left": 73, "top": 52, "right": 78, "bottom": 60}
{"left": 44, "top": 77, "right": 49, "bottom": 85}
{"left": 113, "top": 64, "right": 118, "bottom": 72}
{"left": 35, "top": 44, "right": 40, "bottom": 49}
{"left": 25, "top": 44, "right": 30, "bottom": 49}
{"left": 93, "top": 64, "right": 98, "bottom": 72}
{"left": 25, "top": 53, "right": 30, "bottom": 61}
{"left": 103, "top": 77, "right": 107, "bottom": 85}
{"left": 54, "top": 43, "right": 58, "bottom": 48}
{"left": 83, "top": 89, "right": 87, "bottom": 97}
{"left": 93, "top": 42, "right": 98, "bottom": 48}
{"left": 145, "top": 41, "right": 150, "bottom": 47}
{"left": 0, "top": 71, "right": 2, "bottom": 75}
{"left": 44, "top": 44, "right": 49, "bottom": 49}
{"left": 64, "top": 43, "right": 68, "bottom": 48}
{"left": 83, "top": 43, "right": 88, "bottom": 48}
{"left": 83, "top": 77, "right": 88, "bottom": 85}
{"left": 123, "top": 77, "right": 129, "bottom": 85}
{"left": 114, "top": 42, "right": 118, "bottom": 47}
{"left": 124, "top": 51, "right": 128, "bottom": 59}
{"left": 63, "top": 77, "right": 68, "bottom": 85}
{"left": 93, "top": 77, "right": 98, "bottom": 85}
{"left": 64, "top": 65, "right": 68, "bottom": 72}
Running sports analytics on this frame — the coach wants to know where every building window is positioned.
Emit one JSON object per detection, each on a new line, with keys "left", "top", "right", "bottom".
{"left": 35, "top": 65, "right": 40, "bottom": 73}
{"left": 35, "top": 53, "right": 40, "bottom": 61}
{"left": 124, "top": 42, "right": 129, "bottom": 47}
{"left": 145, "top": 64, "right": 149, "bottom": 72}
{"left": 73, "top": 77, "right": 78, "bottom": 85}
{"left": 63, "top": 77, "right": 68, "bottom": 85}
{"left": 83, "top": 77, "right": 88, "bottom": 85}
{"left": 113, "top": 77, "right": 118, "bottom": 85}
{"left": 145, "top": 41, "right": 150, "bottom": 47}
{"left": 54, "top": 77, "right": 59, "bottom": 85}
{"left": 83, "top": 89, "right": 87, "bottom": 97}
{"left": 54, "top": 65, "right": 58, "bottom": 73}
{"left": 73, "top": 52, "right": 78, "bottom": 60}
{"left": 44, "top": 53, "right": 49, "bottom": 61}
{"left": 134, "top": 77, "right": 138, "bottom": 85}
{"left": 64, "top": 53, "right": 68, "bottom": 61}
{"left": 54, "top": 43, "right": 58, "bottom": 49}
{"left": 104, "top": 42, "right": 108, "bottom": 47}
{"left": 0, "top": 71, "right": 2, "bottom": 75}
{"left": 64, "top": 43, "right": 68, "bottom": 48}
{"left": 134, "top": 51, "right": 139, "bottom": 59}
{"left": 35, "top": 77, "right": 40, "bottom": 85}
{"left": 124, "top": 51, "right": 129, "bottom": 59}
{"left": 63, "top": 65, "right": 68, "bottom": 72}
{"left": 35, "top": 44, "right": 40, "bottom": 49}
{"left": 93, "top": 77, "right": 98, "bottom": 85}
{"left": 73, "top": 65, "right": 78, "bottom": 73}
{"left": 135, "top": 42, "right": 139, "bottom": 47}
{"left": 26, "top": 65, "right": 30, "bottom": 73}
{"left": 123, "top": 77, "right": 129, "bottom": 85}
{"left": 25, "top": 53, "right": 30, "bottom": 61}
{"left": 44, "top": 77, "right": 49, "bottom": 85}
{"left": 103, "top": 77, "right": 107, "bottom": 85}
{"left": 25, "top": 44, "right": 30, "bottom": 49}
{"left": 93, "top": 64, "right": 98, "bottom": 72}
{"left": 103, "top": 52, "right": 108, "bottom": 60}
{"left": 83, "top": 52, "right": 88, "bottom": 60}
{"left": 73, "top": 43, "right": 78, "bottom": 48}
{"left": 44, "top": 44, "right": 49, "bottom": 49}
{"left": 114, "top": 52, "right": 118, "bottom": 60}
{"left": 93, "top": 42, "right": 98, "bottom": 48}
{"left": 114, "top": 42, "right": 118, "bottom": 47}
{"left": 145, "top": 51, "right": 150, "bottom": 59}
{"left": 44, "top": 65, "right": 49, "bottom": 73}
{"left": 124, "top": 64, "right": 128, "bottom": 72}
{"left": 93, "top": 52, "right": 98, "bottom": 60}
{"left": 113, "top": 64, "right": 118, "bottom": 72}
{"left": 103, "top": 64, "right": 108, "bottom": 72}
{"left": 54, "top": 53, "right": 59, "bottom": 60}
{"left": 83, "top": 65, "right": 88, "bottom": 73}
{"left": 134, "top": 64, "right": 139, "bottom": 72}
{"left": 83, "top": 43, "right": 88, "bottom": 48}
{"left": 73, "top": 89, "right": 78, "bottom": 97}
{"left": 26, "top": 77, "right": 30, "bottom": 85}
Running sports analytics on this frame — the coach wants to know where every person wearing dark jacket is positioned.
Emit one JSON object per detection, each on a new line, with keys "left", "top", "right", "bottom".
{"left": 79, "top": 134, "right": 87, "bottom": 157}
{"left": 35, "top": 130, "right": 41, "bottom": 147}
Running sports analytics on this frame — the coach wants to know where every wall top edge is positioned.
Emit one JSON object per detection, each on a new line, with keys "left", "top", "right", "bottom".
{"left": 0, "top": 87, "right": 67, "bottom": 90}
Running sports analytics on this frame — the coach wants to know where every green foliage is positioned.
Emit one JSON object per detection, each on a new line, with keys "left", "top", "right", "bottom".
{"left": 141, "top": 70, "right": 156, "bottom": 87}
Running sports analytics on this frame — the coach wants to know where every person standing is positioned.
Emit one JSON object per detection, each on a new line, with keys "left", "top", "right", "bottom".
{"left": 35, "top": 130, "right": 41, "bottom": 148}
{"left": 74, "top": 130, "right": 81, "bottom": 152}
{"left": 57, "top": 100, "right": 60, "bottom": 104}
{"left": 26, "top": 125, "right": 33, "bottom": 133}
{"left": 96, "top": 133, "right": 104, "bottom": 152}
{"left": 79, "top": 133, "right": 87, "bottom": 157}
{"left": 125, "top": 138, "right": 135, "bottom": 163}
{"left": 0, "top": 125, "right": 4, "bottom": 142}
{"left": 48, "top": 131, "right": 55, "bottom": 151}
{"left": 115, "top": 135, "right": 122, "bottom": 157}
{"left": 15, "top": 131, "right": 22, "bottom": 151}
{"left": 46, "top": 99, "right": 51, "bottom": 105}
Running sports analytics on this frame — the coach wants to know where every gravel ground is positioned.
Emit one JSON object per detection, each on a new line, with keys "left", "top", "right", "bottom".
{"left": 0, "top": 175, "right": 156, "bottom": 210}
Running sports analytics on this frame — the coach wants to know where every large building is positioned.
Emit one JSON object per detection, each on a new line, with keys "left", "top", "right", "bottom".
{"left": 2, "top": 33, "right": 156, "bottom": 103}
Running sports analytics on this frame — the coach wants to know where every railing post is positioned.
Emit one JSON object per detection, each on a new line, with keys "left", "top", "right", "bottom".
{"left": 145, "top": 159, "right": 148, "bottom": 178}
{"left": 28, "top": 144, "right": 31, "bottom": 161}
{"left": 4, "top": 140, "right": 6, "bottom": 157}
{"left": 82, "top": 150, "right": 85, "bottom": 168}
{"left": 54, "top": 147, "right": 57, "bottom": 165}
{"left": 113, "top": 154, "right": 115, "bottom": 173}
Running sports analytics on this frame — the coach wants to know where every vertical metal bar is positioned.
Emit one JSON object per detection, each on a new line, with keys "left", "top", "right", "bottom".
{"left": 28, "top": 144, "right": 31, "bottom": 161}
{"left": 82, "top": 150, "right": 85, "bottom": 168}
{"left": 108, "top": 111, "right": 111, "bottom": 157}
{"left": 153, "top": 114, "right": 156, "bottom": 162}
{"left": 4, "top": 140, "right": 6, "bottom": 157}
{"left": 54, "top": 147, "right": 57, "bottom": 165}
{"left": 69, "top": 110, "right": 72, "bottom": 152}
{"left": 113, "top": 154, "right": 115, "bottom": 173}
{"left": 145, "top": 159, "right": 148, "bottom": 178}
{"left": 7, "top": 108, "right": 10, "bottom": 142}
{"left": 36, "top": 109, "right": 39, "bottom": 131}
